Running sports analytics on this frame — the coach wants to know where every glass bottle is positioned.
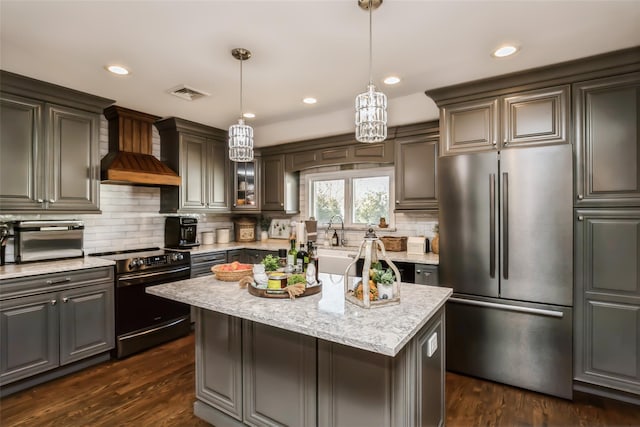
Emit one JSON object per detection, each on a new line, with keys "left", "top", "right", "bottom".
{"left": 287, "top": 238, "right": 297, "bottom": 268}
{"left": 296, "top": 243, "right": 308, "bottom": 273}
{"left": 307, "top": 242, "right": 319, "bottom": 283}
{"left": 332, "top": 230, "right": 339, "bottom": 246}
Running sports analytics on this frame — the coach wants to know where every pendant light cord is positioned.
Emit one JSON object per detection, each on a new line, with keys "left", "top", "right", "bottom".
{"left": 368, "top": 0, "right": 373, "bottom": 86}
{"left": 239, "top": 57, "right": 244, "bottom": 120}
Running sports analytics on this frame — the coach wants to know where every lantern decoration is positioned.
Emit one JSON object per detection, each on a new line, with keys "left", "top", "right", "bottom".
{"left": 344, "top": 228, "right": 401, "bottom": 308}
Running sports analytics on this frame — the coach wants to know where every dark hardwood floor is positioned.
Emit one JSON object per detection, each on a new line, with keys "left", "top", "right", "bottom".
{"left": 1, "top": 333, "right": 638, "bottom": 426}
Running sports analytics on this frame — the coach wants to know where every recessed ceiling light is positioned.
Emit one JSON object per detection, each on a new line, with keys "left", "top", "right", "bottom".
{"left": 106, "top": 65, "right": 130, "bottom": 75}
{"left": 383, "top": 76, "right": 401, "bottom": 85}
{"left": 243, "top": 112, "right": 255, "bottom": 119}
{"left": 492, "top": 45, "right": 518, "bottom": 58}
{"left": 303, "top": 97, "right": 317, "bottom": 105}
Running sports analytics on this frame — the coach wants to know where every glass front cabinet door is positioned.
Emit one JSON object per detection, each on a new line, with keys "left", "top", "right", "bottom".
{"left": 233, "top": 160, "right": 259, "bottom": 211}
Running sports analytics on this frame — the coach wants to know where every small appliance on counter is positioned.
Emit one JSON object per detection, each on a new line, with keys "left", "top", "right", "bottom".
{"left": 14, "top": 220, "right": 84, "bottom": 263}
{"left": 165, "top": 216, "right": 200, "bottom": 249}
{"left": 0, "top": 222, "right": 11, "bottom": 266}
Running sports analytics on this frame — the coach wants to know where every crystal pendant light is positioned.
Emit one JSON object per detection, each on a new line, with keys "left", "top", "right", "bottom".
{"left": 355, "top": 0, "right": 387, "bottom": 143}
{"left": 229, "top": 48, "right": 254, "bottom": 162}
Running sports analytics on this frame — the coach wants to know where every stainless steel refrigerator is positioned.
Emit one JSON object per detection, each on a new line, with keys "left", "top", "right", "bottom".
{"left": 439, "top": 143, "right": 573, "bottom": 399}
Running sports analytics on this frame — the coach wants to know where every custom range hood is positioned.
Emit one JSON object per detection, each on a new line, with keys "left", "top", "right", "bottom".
{"left": 101, "top": 106, "right": 181, "bottom": 186}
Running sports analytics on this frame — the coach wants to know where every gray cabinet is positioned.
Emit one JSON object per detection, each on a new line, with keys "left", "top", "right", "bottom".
{"left": 440, "top": 85, "right": 569, "bottom": 156}
{"left": 195, "top": 309, "right": 243, "bottom": 421}
{"left": 0, "top": 72, "right": 110, "bottom": 213}
{"left": 232, "top": 159, "right": 260, "bottom": 211}
{"left": 227, "top": 249, "right": 243, "bottom": 264}
{"left": 415, "top": 264, "right": 439, "bottom": 286}
{"left": 156, "top": 117, "right": 230, "bottom": 213}
{"left": 285, "top": 139, "right": 393, "bottom": 172}
{"left": 244, "top": 249, "right": 278, "bottom": 265}
{"left": 242, "top": 320, "right": 317, "bottom": 427}
{"left": 395, "top": 134, "right": 438, "bottom": 211}
{"left": 574, "top": 72, "right": 640, "bottom": 207}
{"left": 574, "top": 208, "right": 640, "bottom": 396}
{"left": 0, "top": 267, "right": 114, "bottom": 389}
{"left": 191, "top": 251, "right": 227, "bottom": 278}
{"left": 261, "top": 154, "right": 299, "bottom": 214}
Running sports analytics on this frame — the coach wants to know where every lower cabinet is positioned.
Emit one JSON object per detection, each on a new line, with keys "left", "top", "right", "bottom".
{"left": 225, "top": 249, "right": 278, "bottom": 265}
{"left": 191, "top": 251, "right": 227, "bottom": 278}
{"left": 574, "top": 208, "right": 640, "bottom": 398}
{"left": 0, "top": 267, "right": 114, "bottom": 390}
{"left": 194, "top": 307, "right": 445, "bottom": 427}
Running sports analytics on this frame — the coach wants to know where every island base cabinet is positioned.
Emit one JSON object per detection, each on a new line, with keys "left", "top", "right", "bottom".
{"left": 318, "top": 307, "right": 445, "bottom": 427}
{"left": 194, "top": 307, "right": 445, "bottom": 427}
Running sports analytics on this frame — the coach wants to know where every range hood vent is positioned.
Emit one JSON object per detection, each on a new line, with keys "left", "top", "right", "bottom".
{"left": 168, "top": 85, "right": 210, "bottom": 101}
{"left": 101, "top": 106, "right": 181, "bottom": 186}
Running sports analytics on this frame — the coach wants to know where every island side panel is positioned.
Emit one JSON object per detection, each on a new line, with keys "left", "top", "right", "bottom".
{"left": 242, "top": 320, "right": 317, "bottom": 427}
{"left": 195, "top": 309, "right": 243, "bottom": 422}
{"left": 416, "top": 307, "right": 445, "bottom": 427}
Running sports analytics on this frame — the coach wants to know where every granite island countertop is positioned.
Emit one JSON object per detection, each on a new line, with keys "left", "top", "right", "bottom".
{"left": 147, "top": 272, "right": 451, "bottom": 357}
{"left": 0, "top": 257, "right": 115, "bottom": 280}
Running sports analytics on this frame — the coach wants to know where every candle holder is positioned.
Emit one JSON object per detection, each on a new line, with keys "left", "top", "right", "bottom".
{"left": 344, "top": 228, "right": 401, "bottom": 308}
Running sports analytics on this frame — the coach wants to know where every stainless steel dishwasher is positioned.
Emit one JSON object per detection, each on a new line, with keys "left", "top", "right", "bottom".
{"left": 415, "top": 264, "right": 439, "bottom": 285}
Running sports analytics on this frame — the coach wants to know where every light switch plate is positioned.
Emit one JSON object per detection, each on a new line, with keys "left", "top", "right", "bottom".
{"left": 427, "top": 332, "right": 438, "bottom": 357}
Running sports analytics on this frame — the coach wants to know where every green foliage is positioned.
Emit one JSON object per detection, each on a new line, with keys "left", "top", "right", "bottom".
{"left": 354, "top": 190, "right": 389, "bottom": 225}
{"left": 287, "top": 273, "right": 306, "bottom": 286}
{"left": 261, "top": 254, "right": 279, "bottom": 272}
{"left": 372, "top": 268, "right": 395, "bottom": 285}
{"left": 259, "top": 215, "right": 271, "bottom": 231}
{"left": 314, "top": 189, "right": 342, "bottom": 223}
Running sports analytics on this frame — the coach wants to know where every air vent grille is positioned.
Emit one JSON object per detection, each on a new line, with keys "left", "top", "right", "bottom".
{"left": 168, "top": 85, "right": 210, "bottom": 101}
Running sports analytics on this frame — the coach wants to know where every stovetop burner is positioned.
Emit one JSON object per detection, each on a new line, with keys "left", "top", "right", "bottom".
{"left": 90, "top": 247, "right": 189, "bottom": 274}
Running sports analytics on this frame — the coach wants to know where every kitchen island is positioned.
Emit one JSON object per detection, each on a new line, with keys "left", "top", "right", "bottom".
{"left": 148, "top": 273, "right": 451, "bottom": 427}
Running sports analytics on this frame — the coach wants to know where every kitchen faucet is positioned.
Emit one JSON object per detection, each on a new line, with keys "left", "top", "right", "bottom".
{"left": 326, "top": 214, "right": 346, "bottom": 247}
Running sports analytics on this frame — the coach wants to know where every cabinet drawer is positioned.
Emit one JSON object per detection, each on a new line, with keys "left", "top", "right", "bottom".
{"left": 0, "top": 266, "right": 114, "bottom": 299}
{"left": 191, "top": 251, "right": 227, "bottom": 265}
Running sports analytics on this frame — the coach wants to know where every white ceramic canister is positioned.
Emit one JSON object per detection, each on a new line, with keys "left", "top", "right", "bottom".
{"left": 202, "top": 231, "right": 214, "bottom": 245}
{"left": 216, "top": 228, "right": 230, "bottom": 244}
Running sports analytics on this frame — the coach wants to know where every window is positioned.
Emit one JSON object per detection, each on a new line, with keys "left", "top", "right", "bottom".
{"left": 308, "top": 167, "right": 394, "bottom": 228}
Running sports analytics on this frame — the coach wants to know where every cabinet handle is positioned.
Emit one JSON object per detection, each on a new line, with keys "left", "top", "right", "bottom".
{"left": 578, "top": 216, "right": 584, "bottom": 221}
{"left": 50, "top": 299, "right": 57, "bottom": 306}
{"left": 46, "top": 277, "right": 71, "bottom": 285}
{"left": 201, "top": 202, "right": 205, "bottom": 206}
{"left": 37, "top": 198, "right": 44, "bottom": 203}
{"left": 577, "top": 194, "right": 584, "bottom": 200}
{"left": 233, "top": 204, "right": 237, "bottom": 207}
{"left": 63, "top": 297, "right": 69, "bottom": 303}
{"left": 416, "top": 269, "right": 421, "bottom": 274}
{"left": 492, "top": 139, "right": 497, "bottom": 146}
{"left": 280, "top": 203, "right": 284, "bottom": 207}
{"left": 48, "top": 199, "right": 56, "bottom": 203}
{"left": 396, "top": 200, "right": 399, "bottom": 204}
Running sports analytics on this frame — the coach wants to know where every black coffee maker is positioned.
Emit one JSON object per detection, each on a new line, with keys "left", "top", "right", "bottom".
{"left": 165, "top": 217, "right": 200, "bottom": 249}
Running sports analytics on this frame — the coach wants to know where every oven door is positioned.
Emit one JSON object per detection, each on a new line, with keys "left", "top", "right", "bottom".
{"left": 115, "top": 266, "right": 190, "bottom": 335}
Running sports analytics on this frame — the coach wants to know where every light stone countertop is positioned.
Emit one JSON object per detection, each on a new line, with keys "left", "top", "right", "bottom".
{"left": 147, "top": 272, "right": 452, "bottom": 357}
{"left": 185, "top": 240, "right": 439, "bottom": 265}
{"left": 0, "top": 257, "right": 115, "bottom": 280}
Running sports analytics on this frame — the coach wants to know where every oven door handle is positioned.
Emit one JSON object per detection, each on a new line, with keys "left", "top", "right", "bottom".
{"left": 117, "top": 266, "right": 191, "bottom": 287}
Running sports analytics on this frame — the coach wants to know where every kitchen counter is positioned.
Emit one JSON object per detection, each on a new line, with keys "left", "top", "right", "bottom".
{"left": 147, "top": 272, "right": 450, "bottom": 357}
{"left": 0, "top": 257, "right": 115, "bottom": 280}
{"left": 183, "top": 239, "right": 440, "bottom": 265}
{"left": 148, "top": 273, "right": 451, "bottom": 426}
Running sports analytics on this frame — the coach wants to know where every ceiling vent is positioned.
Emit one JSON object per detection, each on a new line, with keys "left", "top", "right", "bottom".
{"left": 168, "top": 85, "right": 210, "bottom": 101}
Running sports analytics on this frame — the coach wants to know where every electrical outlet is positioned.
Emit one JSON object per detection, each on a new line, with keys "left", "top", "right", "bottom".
{"left": 427, "top": 332, "right": 438, "bottom": 357}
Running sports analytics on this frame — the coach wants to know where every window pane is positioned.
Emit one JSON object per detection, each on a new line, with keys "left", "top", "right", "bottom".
{"left": 353, "top": 176, "right": 390, "bottom": 225}
{"left": 312, "top": 179, "right": 344, "bottom": 223}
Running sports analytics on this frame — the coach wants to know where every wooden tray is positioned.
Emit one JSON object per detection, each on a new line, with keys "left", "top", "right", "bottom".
{"left": 248, "top": 282, "right": 322, "bottom": 299}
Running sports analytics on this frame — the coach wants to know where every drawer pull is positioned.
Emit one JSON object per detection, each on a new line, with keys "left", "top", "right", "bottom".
{"left": 50, "top": 299, "right": 57, "bottom": 306}
{"left": 63, "top": 297, "right": 69, "bottom": 303}
{"left": 46, "top": 277, "right": 71, "bottom": 285}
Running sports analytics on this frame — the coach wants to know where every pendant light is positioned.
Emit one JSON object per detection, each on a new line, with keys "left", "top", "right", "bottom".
{"left": 355, "top": 0, "right": 387, "bottom": 143}
{"left": 228, "top": 48, "right": 254, "bottom": 162}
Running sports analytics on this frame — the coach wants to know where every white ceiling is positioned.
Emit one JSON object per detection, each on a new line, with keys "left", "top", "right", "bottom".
{"left": 1, "top": 1, "right": 639, "bottom": 147}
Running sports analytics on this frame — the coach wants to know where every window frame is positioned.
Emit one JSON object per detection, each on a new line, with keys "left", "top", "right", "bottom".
{"left": 306, "top": 166, "right": 395, "bottom": 230}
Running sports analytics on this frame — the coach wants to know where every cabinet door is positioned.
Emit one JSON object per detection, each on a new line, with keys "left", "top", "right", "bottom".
{"left": 180, "top": 134, "right": 208, "bottom": 210}
{"left": 227, "top": 249, "right": 244, "bottom": 264}
{"left": 59, "top": 283, "right": 114, "bottom": 365}
{"left": 502, "top": 85, "right": 569, "bottom": 148}
{"left": 206, "top": 139, "right": 230, "bottom": 211}
{"left": 574, "top": 208, "right": 640, "bottom": 395}
{"left": 46, "top": 105, "right": 100, "bottom": 211}
{"left": 574, "top": 72, "right": 640, "bottom": 206}
{"left": 232, "top": 159, "right": 260, "bottom": 211}
{"left": 441, "top": 98, "right": 498, "bottom": 156}
{"left": 196, "top": 309, "right": 243, "bottom": 421}
{"left": 0, "top": 93, "right": 44, "bottom": 211}
{"left": 0, "top": 293, "right": 59, "bottom": 384}
{"left": 243, "top": 320, "right": 317, "bottom": 427}
{"left": 395, "top": 135, "right": 438, "bottom": 210}
{"left": 261, "top": 155, "right": 285, "bottom": 211}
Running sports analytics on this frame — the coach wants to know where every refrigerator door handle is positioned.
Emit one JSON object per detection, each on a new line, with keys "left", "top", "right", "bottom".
{"left": 449, "top": 297, "right": 565, "bottom": 319}
{"left": 502, "top": 172, "right": 509, "bottom": 280}
{"left": 489, "top": 173, "right": 496, "bottom": 278}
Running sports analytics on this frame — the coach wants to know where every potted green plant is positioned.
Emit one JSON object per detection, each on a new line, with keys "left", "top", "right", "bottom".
{"left": 259, "top": 215, "right": 271, "bottom": 241}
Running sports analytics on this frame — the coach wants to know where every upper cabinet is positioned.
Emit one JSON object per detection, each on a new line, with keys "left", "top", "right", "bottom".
{"left": 261, "top": 154, "right": 299, "bottom": 214}
{"left": 0, "top": 71, "right": 113, "bottom": 213}
{"left": 155, "top": 117, "right": 230, "bottom": 213}
{"left": 440, "top": 85, "right": 569, "bottom": 156}
{"left": 285, "top": 139, "right": 393, "bottom": 172}
{"left": 574, "top": 72, "right": 640, "bottom": 207}
{"left": 394, "top": 121, "right": 439, "bottom": 211}
{"left": 232, "top": 158, "right": 260, "bottom": 212}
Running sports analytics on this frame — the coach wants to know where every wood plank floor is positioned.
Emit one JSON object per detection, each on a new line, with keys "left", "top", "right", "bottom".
{"left": 1, "top": 333, "right": 638, "bottom": 426}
